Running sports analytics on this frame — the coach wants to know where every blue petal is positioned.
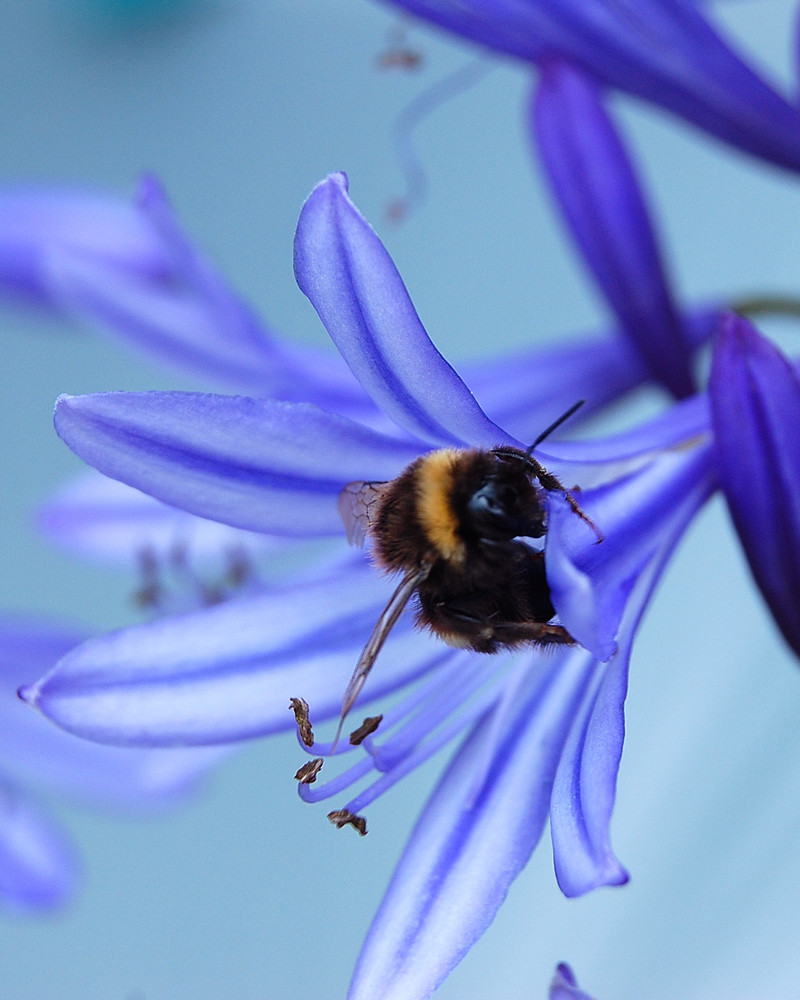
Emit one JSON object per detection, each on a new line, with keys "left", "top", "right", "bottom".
{"left": 709, "top": 314, "right": 800, "bottom": 658}
{"left": 533, "top": 61, "right": 693, "bottom": 399}
{"left": 464, "top": 307, "right": 721, "bottom": 443}
{"left": 348, "top": 648, "right": 596, "bottom": 1000}
{"left": 294, "top": 174, "right": 512, "bottom": 448}
{"left": 550, "top": 963, "right": 597, "bottom": 1000}
{"left": 0, "top": 185, "right": 169, "bottom": 307}
{"left": 379, "top": 0, "right": 800, "bottom": 172}
{"left": 0, "top": 783, "right": 78, "bottom": 912}
{"left": 38, "top": 470, "right": 291, "bottom": 566}
{"left": 0, "top": 616, "right": 227, "bottom": 805}
{"left": 53, "top": 391, "right": 421, "bottom": 536}
{"left": 550, "top": 644, "right": 630, "bottom": 896}
{"left": 546, "top": 438, "right": 716, "bottom": 658}
{"left": 21, "top": 564, "right": 444, "bottom": 745}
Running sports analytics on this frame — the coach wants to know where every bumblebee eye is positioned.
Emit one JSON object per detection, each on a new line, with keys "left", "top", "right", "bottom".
{"left": 468, "top": 485, "right": 505, "bottom": 518}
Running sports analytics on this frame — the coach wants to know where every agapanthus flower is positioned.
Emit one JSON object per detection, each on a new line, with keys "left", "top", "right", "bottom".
{"left": 9, "top": 46, "right": 799, "bottom": 995}
{"left": 374, "top": 0, "right": 800, "bottom": 174}
{"left": 0, "top": 614, "right": 225, "bottom": 912}
{"left": 17, "top": 172, "right": 729, "bottom": 999}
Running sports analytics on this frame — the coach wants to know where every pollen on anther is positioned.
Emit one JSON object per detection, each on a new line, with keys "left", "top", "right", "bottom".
{"left": 289, "top": 697, "right": 315, "bottom": 747}
{"left": 328, "top": 809, "right": 368, "bottom": 836}
{"left": 294, "top": 758, "right": 324, "bottom": 784}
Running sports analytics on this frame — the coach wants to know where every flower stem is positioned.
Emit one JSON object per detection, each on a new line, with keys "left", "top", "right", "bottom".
{"left": 731, "top": 294, "right": 800, "bottom": 320}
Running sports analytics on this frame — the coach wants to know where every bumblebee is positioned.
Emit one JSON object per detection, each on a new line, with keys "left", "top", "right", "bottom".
{"left": 334, "top": 403, "right": 600, "bottom": 742}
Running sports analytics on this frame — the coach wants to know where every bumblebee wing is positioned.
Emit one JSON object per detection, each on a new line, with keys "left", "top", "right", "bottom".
{"left": 332, "top": 562, "right": 432, "bottom": 748}
{"left": 337, "top": 480, "right": 390, "bottom": 547}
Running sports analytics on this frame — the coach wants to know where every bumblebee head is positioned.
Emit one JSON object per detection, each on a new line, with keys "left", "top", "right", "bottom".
{"left": 464, "top": 450, "right": 546, "bottom": 541}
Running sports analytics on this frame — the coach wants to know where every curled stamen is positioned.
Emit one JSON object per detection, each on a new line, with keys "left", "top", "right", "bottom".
{"left": 298, "top": 755, "right": 375, "bottom": 804}
{"left": 387, "top": 59, "right": 492, "bottom": 221}
{"left": 289, "top": 697, "right": 315, "bottom": 748}
{"left": 341, "top": 686, "right": 497, "bottom": 817}
{"left": 328, "top": 809, "right": 368, "bottom": 836}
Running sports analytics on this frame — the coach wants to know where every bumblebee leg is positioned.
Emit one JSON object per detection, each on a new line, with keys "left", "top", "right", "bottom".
{"left": 530, "top": 461, "right": 604, "bottom": 542}
{"left": 485, "top": 619, "right": 574, "bottom": 647}
{"left": 419, "top": 598, "right": 575, "bottom": 653}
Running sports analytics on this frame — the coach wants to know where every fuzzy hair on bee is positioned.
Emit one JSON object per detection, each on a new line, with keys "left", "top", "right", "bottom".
{"left": 332, "top": 402, "right": 601, "bottom": 746}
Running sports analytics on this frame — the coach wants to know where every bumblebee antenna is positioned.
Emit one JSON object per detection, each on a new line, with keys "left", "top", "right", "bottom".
{"left": 525, "top": 399, "right": 585, "bottom": 458}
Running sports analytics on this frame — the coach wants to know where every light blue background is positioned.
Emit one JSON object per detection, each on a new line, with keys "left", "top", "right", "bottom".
{"left": 2, "top": 1, "right": 800, "bottom": 997}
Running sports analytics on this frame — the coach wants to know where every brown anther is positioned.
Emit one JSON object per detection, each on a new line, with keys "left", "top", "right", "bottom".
{"left": 327, "top": 809, "right": 368, "bottom": 836}
{"left": 349, "top": 715, "right": 383, "bottom": 746}
{"left": 377, "top": 47, "right": 422, "bottom": 70}
{"left": 294, "top": 758, "right": 324, "bottom": 784}
{"left": 132, "top": 547, "right": 162, "bottom": 610}
{"left": 225, "top": 547, "right": 252, "bottom": 588}
{"left": 289, "top": 697, "right": 315, "bottom": 748}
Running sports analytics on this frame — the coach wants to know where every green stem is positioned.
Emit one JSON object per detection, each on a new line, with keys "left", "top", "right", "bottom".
{"left": 731, "top": 294, "right": 800, "bottom": 319}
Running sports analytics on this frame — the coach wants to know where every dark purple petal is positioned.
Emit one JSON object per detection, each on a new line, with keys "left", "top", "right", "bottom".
{"left": 0, "top": 616, "right": 227, "bottom": 805}
{"left": 534, "top": 61, "right": 693, "bottom": 399}
{"left": 294, "top": 174, "right": 512, "bottom": 448}
{"left": 378, "top": 0, "right": 800, "bottom": 172}
{"left": 0, "top": 784, "right": 78, "bottom": 912}
{"left": 550, "top": 963, "right": 596, "bottom": 1000}
{"left": 348, "top": 648, "right": 596, "bottom": 1000}
{"left": 53, "top": 391, "right": 421, "bottom": 536}
{"left": 709, "top": 314, "right": 800, "bottom": 658}
{"left": 20, "top": 565, "right": 443, "bottom": 745}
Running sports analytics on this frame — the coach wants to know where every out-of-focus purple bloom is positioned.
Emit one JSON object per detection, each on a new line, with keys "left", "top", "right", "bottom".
{"left": 0, "top": 615, "right": 225, "bottom": 912}
{"left": 375, "top": 0, "right": 800, "bottom": 173}
{"left": 709, "top": 314, "right": 800, "bottom": 659}
{"left": 550, "top": 963, "right": 596, "bottom": 1000}
{"left": 18, "top": 174, "right": 724, "bottom": 996}
{"left": 0, "top": 177, "right": 366, "bottom": 407}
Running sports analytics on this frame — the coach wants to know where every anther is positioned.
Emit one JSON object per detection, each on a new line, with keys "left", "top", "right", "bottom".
{"left": 327, "top": 809, "right": 368, "bottom": 836}
{"left": 349, "top": 715, "right": 383, "bottom": 746}
{"left": 294, "top": 759, "right": 324, "bottom": 784}
{"left": 289, "top": 697, "right": 315, "bottom": 748}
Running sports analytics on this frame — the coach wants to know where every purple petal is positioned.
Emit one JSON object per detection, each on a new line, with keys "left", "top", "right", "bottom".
{"left": 379, "top": 0, "right": 800, "bottom": 172}
{"left": 709, "top": 314, "right": 800, "bottom": 658}
{"left": 546, "top": 437, "right": 716, "bottom": 658}
{"left": 38, "top": 470, "right": 288, "bottom": 566}
{"left": 464, "top": 307, "right": 721, "bottom": 444}
{"left": 21, "top": 565, "right": 444, "bottom": 745}
{"left": 294, "top": 174, "right": 511, "bottom": 448}
{"left": 0, "top": 186, "right": 169, "bottom": 307}
{"left": 53, "top": 391, "right": 421, "bottom": 536}
{"left": 0, "top": 616, "right": 226, "bottom": 806}
{"left": 536, "top": 390, "right": 711, "bottom": 476}
{"left": 550, "top": 645, "right": 630, "bottom": 896}
{"left": 0, "top": 783, "right": 78, "bottom": 912}
{"left": 348, "top": 648, "right": 596, "bottom": 1000}
{"left": 550, "top": 963, "right": 597, "bottom": 1000}
{"left": 45, "top": 175, "right": 369, "bottom": 406}
{"left": 534, "top": 61, "right": 693, "bottom": 399}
